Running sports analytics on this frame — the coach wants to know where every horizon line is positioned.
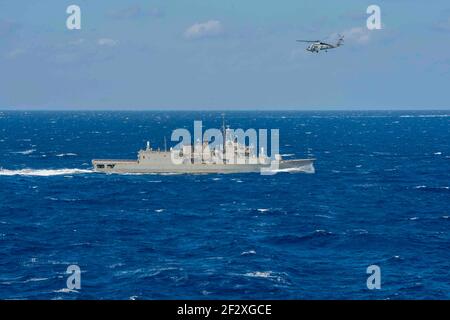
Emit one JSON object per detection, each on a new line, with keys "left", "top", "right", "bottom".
{"left": 1, "top": 107, "right": 450, "bottom": 112}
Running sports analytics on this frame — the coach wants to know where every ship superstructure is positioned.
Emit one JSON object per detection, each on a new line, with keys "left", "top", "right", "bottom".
{"left": 92, "top": 123, "right": 315, "bottom": 174}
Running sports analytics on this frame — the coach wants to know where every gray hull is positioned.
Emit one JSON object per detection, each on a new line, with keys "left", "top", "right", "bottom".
{"left": 92, "top": 158, "right": 315, "bottom": 174}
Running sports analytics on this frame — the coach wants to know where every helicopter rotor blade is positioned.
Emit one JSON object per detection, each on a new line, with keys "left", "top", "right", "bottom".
{"left": 296, "top": 40, "right": 319, "bottom": 43}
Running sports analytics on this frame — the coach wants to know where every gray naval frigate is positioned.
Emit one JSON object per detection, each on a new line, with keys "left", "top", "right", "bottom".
{"left": 92, "top": 128, "right": 315, "bottom": 175}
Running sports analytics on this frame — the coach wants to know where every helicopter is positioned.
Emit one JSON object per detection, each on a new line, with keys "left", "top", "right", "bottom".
{"left": 296, "top": 35, "right": 344, "bottom": 53}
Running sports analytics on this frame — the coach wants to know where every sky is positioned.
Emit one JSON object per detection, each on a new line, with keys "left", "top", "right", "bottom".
{"left": 0, "top": 0, "right": 450, "bottom": 110}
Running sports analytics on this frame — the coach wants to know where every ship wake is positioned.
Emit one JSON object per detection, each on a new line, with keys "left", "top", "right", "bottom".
{"left": 0, "top": 168, "right": 93, "bottom": 176}
{"left": 265, "top": 163, "right": 315, "bottom": 174}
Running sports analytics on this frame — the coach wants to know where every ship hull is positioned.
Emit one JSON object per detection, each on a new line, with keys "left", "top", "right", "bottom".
{"left": 91, "top": 159, "right": 315, "bottom": 174}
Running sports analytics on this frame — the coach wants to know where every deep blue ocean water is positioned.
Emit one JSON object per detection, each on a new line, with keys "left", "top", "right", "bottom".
{"left": 0, "top": 110, "right": 449, "bottom": 300}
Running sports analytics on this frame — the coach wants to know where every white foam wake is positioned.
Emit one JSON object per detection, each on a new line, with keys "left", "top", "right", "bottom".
{"left": 264, "top": 164, "right": 315, "bottom": 174}
{"left": 0, "top": 168, "right": 93, "bottom": 176}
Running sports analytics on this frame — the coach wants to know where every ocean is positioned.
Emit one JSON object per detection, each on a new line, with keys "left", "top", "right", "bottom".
{"left": 0, "top": 110, "right": 449, "bottom": 299}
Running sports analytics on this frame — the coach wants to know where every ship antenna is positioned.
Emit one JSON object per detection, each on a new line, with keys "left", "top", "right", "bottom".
{"left": 164, "top": 136, "right": 167, "bottom": 152}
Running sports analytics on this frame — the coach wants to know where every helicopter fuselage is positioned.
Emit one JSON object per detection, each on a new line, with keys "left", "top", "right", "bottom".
{"left": 306, "top": 43, "right": 335, "bottom": 53}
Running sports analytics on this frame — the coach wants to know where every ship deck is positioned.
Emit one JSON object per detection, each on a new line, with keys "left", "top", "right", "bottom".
{"left": 91, "top": 159, "right": 138, "bottom": 166}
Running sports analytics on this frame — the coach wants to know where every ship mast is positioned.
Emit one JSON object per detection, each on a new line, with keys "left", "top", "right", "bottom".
{"left": 221, "top": 113, "right": 226, "bottom": 158}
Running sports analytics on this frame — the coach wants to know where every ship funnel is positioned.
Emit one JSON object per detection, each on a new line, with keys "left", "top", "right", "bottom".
{"left": 146, "top": 141, "right": 150, "bottom": 150}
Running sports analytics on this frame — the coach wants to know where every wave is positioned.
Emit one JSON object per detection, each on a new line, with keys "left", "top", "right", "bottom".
{"left": 242, "top": 271, "right": 288, "bottom": 283}
{"left": 264, "top": 165, "right": 315, "bottom": 174}
{"left": 244, "top": 271, "right": 274, "bottom": 278}
{"left": 11, "top": 149, "right": 36, "bottom": 155}
{"left": 414, "top": 185, "right": 449, "bottom": 191}
{"left": 267, "top": 230, "right": 334, "bottom": 245}
{"left": 55, "top": 153, "right": 78, "bottom": 157}
{"left": 0, "top": 168, "right": 93, "bottom": 176}
{"left": 53, "top": 288, "right": 79, "bottom": 293}
{"left": 399, "top": 114, "right": 449, "bottom": 118}
{"left": 23, "top": 277, "right": 49, "bottom": 283}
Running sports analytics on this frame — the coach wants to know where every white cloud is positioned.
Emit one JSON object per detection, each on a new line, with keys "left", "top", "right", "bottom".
{"left": 68, "top": 38, "right": 85, "bottom": 46}
{"left": 184, "top": 20, "right": 223, "bottom": 40}
{"left": 97, "top": 38, "right": 119, "bottom": 47}
{"left": 342, "top": 27, "right": 371, "bottom": 45}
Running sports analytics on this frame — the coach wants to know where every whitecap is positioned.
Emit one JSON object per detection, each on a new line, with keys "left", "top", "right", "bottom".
{"left": 257, "top": 208, "right": 270, "bottom": 213}
{"left": 352, "top": 229, "right": 369, "bottom": 234}
{"left": 243, "top": 271, "right": 286, "bottom": 284}
{"left": 315, "top": 214, "right": 333, "bottom": 219}
{"left": 244, "top": 271, "right": 273, "bottom": 278}
{"left": 241, "top": 250, "right": 256, "bottom": 256}
{"left": 11, "top": 149, "right": 36, "bottom": 155}
{"left": 155, "top": 209, "right": 165, "bottom": 213}
{"left": 56, "top": 153, "right": 78, "bottom": 157}
{"left": 24, "top": 277, "right": 48, "bottom": 283}
{"left": 414, "top": 185, "right": 449, "bottom": 190}
{"left": 400, "top": 114, "right": 449, "bottom": 118}
{"left": 53, "top": 288, "right": 78, "bottom": 293}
